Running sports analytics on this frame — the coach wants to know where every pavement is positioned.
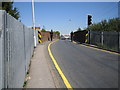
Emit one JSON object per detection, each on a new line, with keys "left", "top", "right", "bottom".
{"left": 51, "top": 40, "right": 119, "bottom": 88}
{"left": 26, "top": 41, "right": 65, "bottom": 88}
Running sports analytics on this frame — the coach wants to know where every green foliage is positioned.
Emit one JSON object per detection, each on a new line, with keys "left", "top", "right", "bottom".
{"left": 77, "top": 28, "right": 82, "bottom": 31}
{"left": 2, "top": 2, "right": 20, "bottom": 20}
{"left": 41, "top": 28, "right": 46, "bottom": 32}
{"left": 54, "top": 31, "right": 60, "bottom": 35}
{"left": 23, "top": 81, "right": 27, "bottom": 87}
{"left": 86, "top": 18, "right": 120, "bottom": 32}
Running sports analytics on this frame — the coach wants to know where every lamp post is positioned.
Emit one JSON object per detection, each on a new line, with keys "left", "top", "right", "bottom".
{"left": 32, "top": 0, "right": 36, "bottom": 48}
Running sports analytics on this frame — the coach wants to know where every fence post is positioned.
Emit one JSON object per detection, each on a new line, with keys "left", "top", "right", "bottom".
{"left": 101, "top": 32, "right": 104, "bottom": 46}
{"left": 3, "top": 10, "right": 8, "bottom": 88}
{"left": 0, "top": 10, "right": 3, "bottom": 90}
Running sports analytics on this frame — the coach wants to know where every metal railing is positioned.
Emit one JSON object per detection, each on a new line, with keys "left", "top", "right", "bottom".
{"left": 0, "top": 10, "right": 35, "bottom": 89}
{"left": 73, "top": 30, "right": 119, "bottom": 52}
{"left": 89, "top": 31, "right": 119, "bottom": 52}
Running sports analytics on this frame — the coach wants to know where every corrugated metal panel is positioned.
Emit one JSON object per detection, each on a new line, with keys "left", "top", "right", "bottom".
{"left": 0, "top": 10, "right": 35, "bottom": 89}
{"left": 90, "top": 31, "right": 119, "bottom": 52}
{"left": 0, "top": 10, "right": 4, "bottom": 90}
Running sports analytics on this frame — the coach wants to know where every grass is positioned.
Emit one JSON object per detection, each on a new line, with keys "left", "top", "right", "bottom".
{"left": 23, "top": 61, "right": 31, "bottom": 88}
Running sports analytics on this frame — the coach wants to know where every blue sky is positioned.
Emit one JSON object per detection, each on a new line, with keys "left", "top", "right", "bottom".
{"left": 14, "top": 2, "right": 118, "bottom": 34}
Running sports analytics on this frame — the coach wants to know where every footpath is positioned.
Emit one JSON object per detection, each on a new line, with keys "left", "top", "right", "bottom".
{"left": 25, "top": 41, "right": 65, "bottom": 88}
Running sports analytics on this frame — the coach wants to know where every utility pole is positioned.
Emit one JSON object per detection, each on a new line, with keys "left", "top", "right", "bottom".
{"left": 118, "top": 2, "right": 120, "bottom": 54}
{"left": 32, "top": 0, "right": 36, "bottom": 48}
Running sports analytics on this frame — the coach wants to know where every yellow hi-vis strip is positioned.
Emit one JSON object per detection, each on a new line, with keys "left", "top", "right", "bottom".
{"left": 85, "top": 33, "right": 88, "bottom": 43}
{"left": 38, "top": 30, "right": 42, "bottom": 43}
{"left": 38, "top": 30, "right": 41, "bottom": 33}
{"left": 38, "top": 33, "right": 42, "bottom": 38}
{"left": 38, "top": 39, "right": 42, "bottom": 43}
{"left": 85, "top": 39, "right": 88, "bottom": 43}
{"left": 86, "top": 33, "right": 88, "bottom": 37}
{"left": 48, "top": 40, "right": 73, "bottom": 90}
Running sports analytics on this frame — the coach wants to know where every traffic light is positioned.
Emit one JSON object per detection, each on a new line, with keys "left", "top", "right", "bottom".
{"left": 88, "top": 15, "right": 92, "bottom": 26}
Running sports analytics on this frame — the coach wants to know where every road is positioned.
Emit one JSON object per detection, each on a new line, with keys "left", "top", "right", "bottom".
{"left": 50, "top": 40, "right": 119, "bottom": 88}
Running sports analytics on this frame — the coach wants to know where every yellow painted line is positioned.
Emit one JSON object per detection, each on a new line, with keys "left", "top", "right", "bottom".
{"left": 48, "top": 40, "right": 73, "bottom": 90}
{"left": 80, "top": 44, "right": 120, "bottom": 55}
{"left": 72, "top": 41, "right": 120, "bottom": 55}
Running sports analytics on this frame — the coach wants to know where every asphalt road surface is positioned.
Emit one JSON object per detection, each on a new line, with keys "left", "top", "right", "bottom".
{"left": 50, "top": 40, "right": 119, "bottom": 88}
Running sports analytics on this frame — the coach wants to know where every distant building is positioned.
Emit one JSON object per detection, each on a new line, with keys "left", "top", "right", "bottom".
{"left": 60, "top": 34, "right": 70, "bottom": 40}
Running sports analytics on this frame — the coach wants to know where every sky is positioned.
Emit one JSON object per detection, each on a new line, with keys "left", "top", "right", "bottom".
{"left": 13, "top": 2, "right": 118, "bottom": 34}
{"left": 2, "top": 0, "right": 120, "bottom": 2}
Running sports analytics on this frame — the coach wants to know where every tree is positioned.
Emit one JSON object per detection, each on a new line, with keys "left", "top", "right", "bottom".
{"left": 86, "top": 18, "right": 120, "bottom": 32}
{"left": 2, "top": 2, "right": 20, "bottom": 20}
{"left": 77, "top": 28, "right": 82, "bottom": 31}
{"left": 41, "top": 28, "right": 46, "bottom": 32}
{"left": 54, "top": 31, "right": 60, "bottom": 35}
{"left": 107, "top": 18, "right": 120, "bottom": 32}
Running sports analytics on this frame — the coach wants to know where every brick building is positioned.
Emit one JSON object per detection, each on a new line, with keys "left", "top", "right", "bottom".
{"left": 41, "top": 31, "right": 60, "bottom": 42}
{"left": 32, "top": 27, "right": 60, "bottom": 42}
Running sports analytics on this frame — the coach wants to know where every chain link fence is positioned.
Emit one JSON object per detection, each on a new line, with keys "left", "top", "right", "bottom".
{"left": 0, "top": 10, "right": 35, "bottom": 89}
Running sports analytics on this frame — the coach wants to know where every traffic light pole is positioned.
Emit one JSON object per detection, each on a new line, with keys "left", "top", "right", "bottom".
{"left": 87, "top": 14, "right": 92, "bottom": 44}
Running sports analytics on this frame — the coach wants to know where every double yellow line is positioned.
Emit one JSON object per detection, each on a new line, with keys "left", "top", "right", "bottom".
{"left": 48, "top": 40, "right": 73, "bottom": 90}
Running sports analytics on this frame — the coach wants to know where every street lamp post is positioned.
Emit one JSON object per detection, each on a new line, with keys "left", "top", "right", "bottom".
{"left": 32, "top": 0, "right": 36, "bottom": 48}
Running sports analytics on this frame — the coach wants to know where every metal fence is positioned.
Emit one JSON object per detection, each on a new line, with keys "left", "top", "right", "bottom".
{"left": 0, "top": 10, "right": 35, "bottom": 89}
{"left": 90, "top": 31, "right": 120, "bottom": 52}
{"left": 0, "top": 10, "right": 4, "bottom": 90}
